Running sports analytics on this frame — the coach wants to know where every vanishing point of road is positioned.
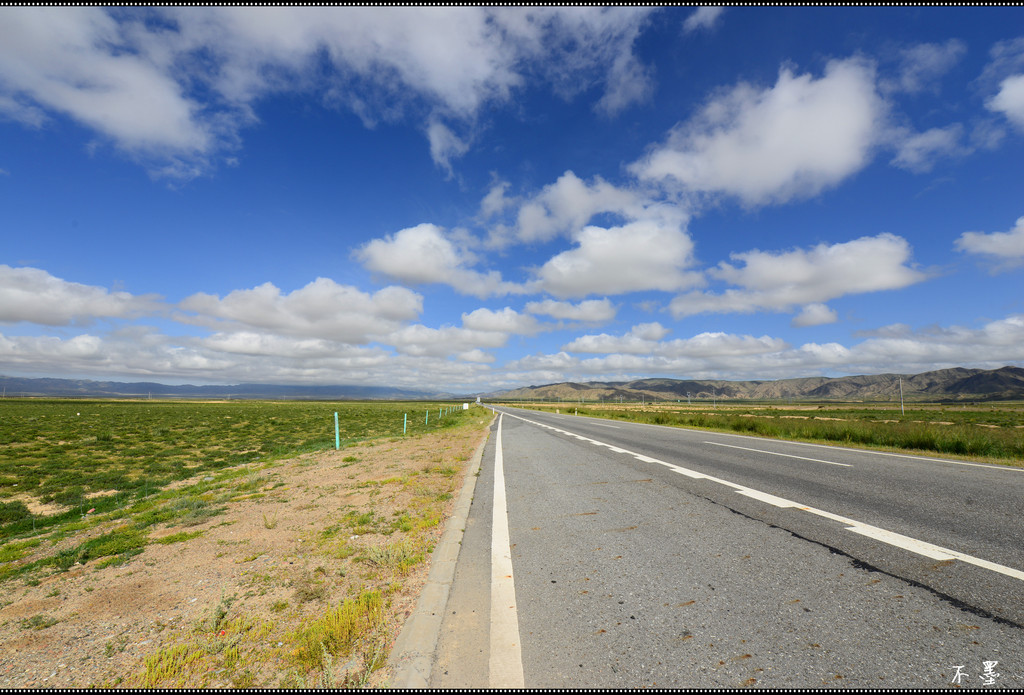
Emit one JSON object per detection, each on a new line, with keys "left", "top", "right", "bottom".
{"left": 429, "top": 406, "right": 1023, "bottom": 688}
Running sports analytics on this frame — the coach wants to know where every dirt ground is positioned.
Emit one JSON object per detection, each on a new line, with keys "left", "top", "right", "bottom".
{"left": 0, "top": 417, "right": 491, "bottom": 688}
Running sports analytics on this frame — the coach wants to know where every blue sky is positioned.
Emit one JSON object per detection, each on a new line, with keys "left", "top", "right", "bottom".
{"left": 2, "top": 6, "right": 1023, "bottom": 393}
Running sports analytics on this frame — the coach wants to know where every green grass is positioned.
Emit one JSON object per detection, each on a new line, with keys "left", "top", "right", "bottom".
{"left": 0, "top": 399, "right": 475, "bottom": 543}
{"left": 154, "top": 530, "right": 205, "bottom": 545}
{"left": 288, "top": 590, "right": 386, "bottom": 671}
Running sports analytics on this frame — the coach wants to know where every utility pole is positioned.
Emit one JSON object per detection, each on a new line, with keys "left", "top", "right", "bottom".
{"left": 899, "top": 376, "right": 905, "bottom": 416}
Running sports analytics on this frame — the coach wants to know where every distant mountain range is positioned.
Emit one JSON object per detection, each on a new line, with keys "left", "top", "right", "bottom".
{"left": 0, "top": 376, "right": 444, "bottom": 401}
{"left": 3, "top": 366, "right": 1023, "bottom": 402}
{"left": 491, "top": 366, "right": 1024, "bottom": 403}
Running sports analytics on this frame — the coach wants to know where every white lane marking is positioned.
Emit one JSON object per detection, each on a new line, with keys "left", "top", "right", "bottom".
{"left": 704, "top": 440, "right": 852, "bottom": 467}
{"left": 701, "top": 429, "right": 1022, "bottom": 473}
{"left": 587, "top": 421, "right": 621, "bottom": 428}
{"left": 489, "top": 414, "right": 525, "bottom": 687}
{"left": 525, "top": 407, "right": 1023, "bottom": 474}
{"left": 497, "top": 408, "right": 1024, "bottom": 583}
{"left": 735, "top": 488, "right": 805, "bottom": 508}
{"left": 845, "top": 524, "right": 956, "bottom": 561}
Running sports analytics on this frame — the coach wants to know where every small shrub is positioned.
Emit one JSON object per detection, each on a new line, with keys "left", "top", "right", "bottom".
{"left": 154, "top": 530, "right": 205, "bottom": 545}
{"left": 289, "top": 590, "right": 385, "bottom": 671}
{"left": 21, "top": 613, "right": 58, "bottom": 630}
{"left": 0, "top": 500, "right": 32, "bottom": 525}
{"left": 293, "top": 572, "right": 329, "bottom": 604}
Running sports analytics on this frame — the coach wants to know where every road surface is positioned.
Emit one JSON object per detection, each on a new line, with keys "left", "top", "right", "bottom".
{"left": 430, "top": 406, "right": 1023, "bottom": 688}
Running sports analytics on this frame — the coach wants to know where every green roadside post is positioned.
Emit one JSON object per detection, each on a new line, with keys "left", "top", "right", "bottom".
{"left": 404, "top": 413, "right": 408, "bottom": 435}
{"left": 334, "top": 412, "right": 340, "bottom": 450}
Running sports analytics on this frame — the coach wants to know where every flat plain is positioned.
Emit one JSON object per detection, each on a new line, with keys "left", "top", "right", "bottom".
{"left": 0, "top": 399, "right": 489, "bottom": 687}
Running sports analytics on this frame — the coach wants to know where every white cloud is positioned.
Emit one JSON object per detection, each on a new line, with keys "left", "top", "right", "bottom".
{"left": 355, "top": 223, "right": 523, "bottom": 298}
{"left": 504, "top": 314, "right": 1024, "bottom": 385}
{"left": 683, "top": 6, "right": 724, "bottom": 34}
{"left": 461, "top": 307, "right": 543, "bottom": 335}
{"left": 978, "top": 38, "right": 1024, "bottom": 132}
{"left": 670, "top": 233, "right": 927, "bottom": 318}
{"left": 525, "top": 298, "right": 617, "bottom": 323}
{"left": 890, "top": 124, "right": 967, "bottom": 173}
{"left": 887, "top": 39, "right": 966, "bottom": 94}
{"left": 631, "top": 57, "right": 885, "bottom": 206}
{"left": 792, "top": 303, "right": 838, "bottom": 327}
{"left": 987, "top": 74, "right": 1024, "bottom": 131}
{"left": 479, "top": 180, "right": 514, "bottom": 219}
{"left": 178, "top": 277, "right": 422, "bottom": 342}
{"left": 955, "top": 216, "right": 1024, "bottom": 267}
{"left": 387, "top": 323, "right": 508, "bottom": 358}
{"left": 0, "top": 265, "right": 162, "bottom": 325}
{"left": 594, "top": 30, "right": 653, "bottom": 116}
{"left": 0, "top": 94, "right": 47, "bottom": 128}
{"left": 563, "top": 323, "right": 786, "bottom": 359}
{"left": 535, "top": 219, "right": 701, "bottom": 299}
{"left": 514, "top": 170, "right": 659, "bottom": 243}
{"left": 426, "top": 117, "right": 471, "bottom": 173}
{"left": 0, "top": 7, "right": 658, "bottom": 177}
{"left": 0, "top": 9, "right": 212, "bottom": 159}
{"left": 494, "top": 7, "right": 657, "bottom": 116}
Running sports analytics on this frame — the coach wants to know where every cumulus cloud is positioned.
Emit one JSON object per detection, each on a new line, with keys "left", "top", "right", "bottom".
{"left": 670, "top": 233, "right": 927, "bottom": 319}
{"left": 683, "top": 6, "right": 724, "bottom": 34}
{"left": 792, "top": 303, "right": 839, "bottom": 328}
{"left": 525, "top": 298, "right": 617, "bottom": 323}
{"left": 514, "top": 170, "right": 663, "bottom": 243}
{"left": 355, "top": 223, "right": 523, "bottom": 298}
{"left": 460, "top": 307, "right": 543, "bottom": 335}
{"left": 955, "top": 216, "right": 1024, "bottom": 268}
{"left": 0, "top": 265, "right": 162, "bottom": 325}
{"left": 563, "top": 323, "right": 786, "bottom": 359}
{"left": 979, "top": 37, "right": 1024, "bottom": 130}
{"left": 0, "top": 7, "right": 658, "bottom": 177}
{"left": 631, "top": 57, "right": 885, "bottom": 207}
{"left": 987, "top": 74, "right": 1024, "bottom": 130}
{"left": 535, "top": 219, "right": 701, "bottom": 299}
{"left": 178, "top": 277, "right": 422, "bottom": 342}
{"left": 505, "top": 314, "right": 1024, "bottom": 385}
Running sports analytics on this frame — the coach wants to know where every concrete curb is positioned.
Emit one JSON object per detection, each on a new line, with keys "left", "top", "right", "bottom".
{"left": 388, "top": 414, "right": 495, "bottom": 688}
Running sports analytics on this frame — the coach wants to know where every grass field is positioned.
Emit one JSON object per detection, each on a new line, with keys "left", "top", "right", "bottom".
{"left": 0, "top": 399, "right": 472, "bottom": 540}
{"left": 0, "top": 398, "right": 486, "bottom": 688}
{"left": 500, "top": 401, "right": 1024, "bottom": 465}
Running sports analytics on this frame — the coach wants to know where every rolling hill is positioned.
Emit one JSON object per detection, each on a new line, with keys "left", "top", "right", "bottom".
{"left": 491, "top": 366, "right": 1024, "bottom": 403}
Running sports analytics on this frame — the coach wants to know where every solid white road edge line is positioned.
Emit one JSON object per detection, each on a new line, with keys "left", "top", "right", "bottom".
{"left": 704, "top": 440, "right": 852, "bottom": 467}
{"left": 489, "top": 414, "right": 526, "bottom": 688}
{"left": 498, "top": 408, "right": 1024, "bottom": 583}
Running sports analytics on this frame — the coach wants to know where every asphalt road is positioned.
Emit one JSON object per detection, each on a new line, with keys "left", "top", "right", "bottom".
{"left": 430, "top": 407, "right": 1024, "bottom": 688}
